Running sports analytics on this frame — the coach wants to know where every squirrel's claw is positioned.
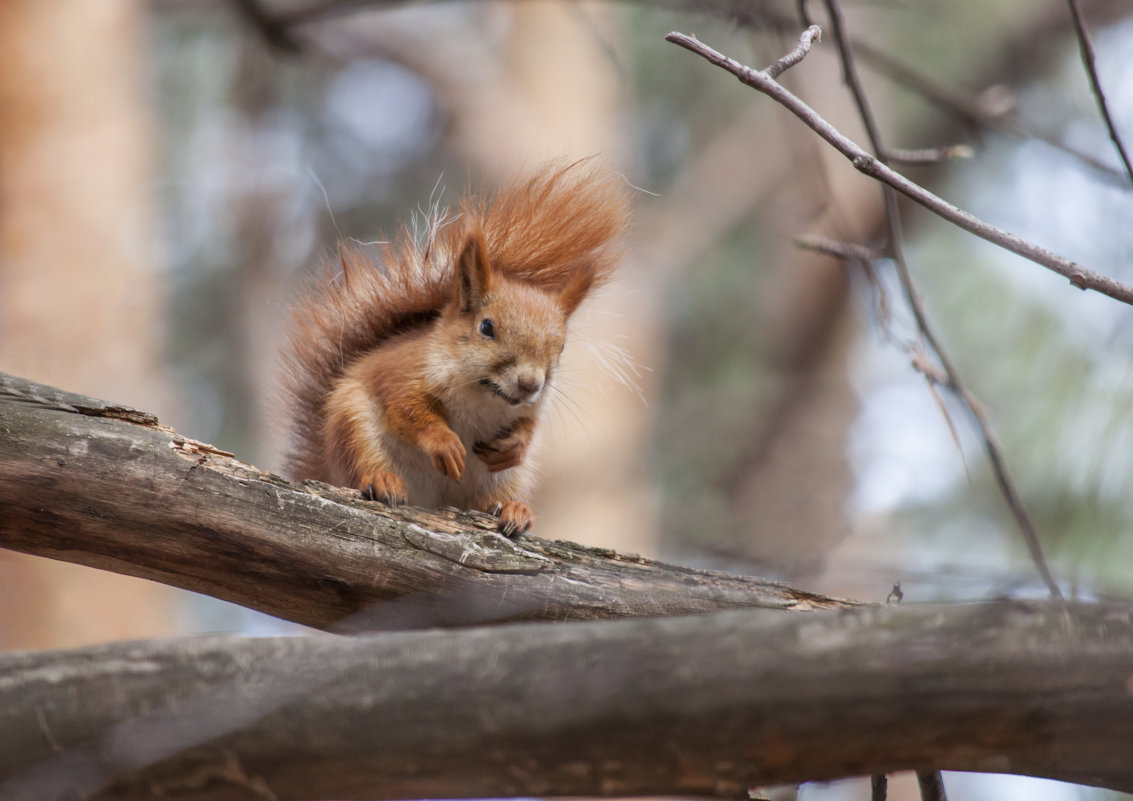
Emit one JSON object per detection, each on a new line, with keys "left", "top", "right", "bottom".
{"left": 360, "top": 471, "right": 408, "bottom": 506}
{"left": 491, "top": 500, "right": 533, "bottom": 538}
{"left": 432, "top": 447, "right": 465, "bottom": 481}
{"left": 421, "top": 428, "right": 466, "bottom": 481}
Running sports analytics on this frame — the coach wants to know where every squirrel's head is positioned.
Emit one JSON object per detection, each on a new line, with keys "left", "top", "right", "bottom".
{"left": 434, "top": 230, "right": 588, "bottom": 408}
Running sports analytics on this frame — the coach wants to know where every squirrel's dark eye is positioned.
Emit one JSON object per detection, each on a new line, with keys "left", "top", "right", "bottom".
{"left": 479, "top": 318, "right": 495, "bottom": 339}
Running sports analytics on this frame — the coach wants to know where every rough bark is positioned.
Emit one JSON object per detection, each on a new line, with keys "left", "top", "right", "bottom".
{"left": 1, "top": 600, "right": 1131, "bottom": 801}
{"left": 0, "top": 372, "right": 856, "bottom": 633}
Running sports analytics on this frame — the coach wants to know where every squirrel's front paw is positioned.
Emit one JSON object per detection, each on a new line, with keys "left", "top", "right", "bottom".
{"left": 474, "top": 419, "right": 534, "bottom": 473}
{"left": 421, "top": 428, "right": 466, "bottom": 481}
{"left": 490, "top": 500, "right": 533, "bottom": 538}
{"left": 473, "top": 437, "right": 526, "bottom": 473}
{"left": 360, "top": 471, "right": 408, "bottom": 506}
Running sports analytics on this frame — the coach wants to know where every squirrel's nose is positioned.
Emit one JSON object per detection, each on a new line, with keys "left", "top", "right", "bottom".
{"left": 516, "top": 372, "right": 544, "bottom": 398}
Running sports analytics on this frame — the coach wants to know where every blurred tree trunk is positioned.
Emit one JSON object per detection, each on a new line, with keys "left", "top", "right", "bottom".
{"left": 0, "top": 0, "right": 177, "bottom": 647}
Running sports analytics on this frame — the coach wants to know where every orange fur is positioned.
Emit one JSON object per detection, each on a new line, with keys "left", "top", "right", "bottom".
{"left": 281, "top": 161, "right": 628, "bottom": 535}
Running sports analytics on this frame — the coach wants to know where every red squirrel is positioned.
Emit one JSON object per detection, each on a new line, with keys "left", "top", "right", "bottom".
{"left": 281, "top": 162, "right": 628, "bottom": 535}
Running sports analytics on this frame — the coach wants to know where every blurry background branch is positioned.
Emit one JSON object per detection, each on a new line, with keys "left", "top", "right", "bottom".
{"left": 0, "top": 371, "right": 857, "bottom": 634}
{"left": 3, "top": 600, "right": 1133, "bottom": 800}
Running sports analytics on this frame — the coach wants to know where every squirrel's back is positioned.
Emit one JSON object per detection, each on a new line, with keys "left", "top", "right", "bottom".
{"left": 282, "top": 161, "right": 629, "bottom": 483}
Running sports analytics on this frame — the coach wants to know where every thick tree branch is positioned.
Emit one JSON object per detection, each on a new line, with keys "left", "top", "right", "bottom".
{"left": 0, "top": 372, "right": 855, "bottom": 632}
{"left": 2, "top": 600, "right": 1133, "bottom": 800}
{"left": 664, "top": 31, "right": 1133, "bottom": 307}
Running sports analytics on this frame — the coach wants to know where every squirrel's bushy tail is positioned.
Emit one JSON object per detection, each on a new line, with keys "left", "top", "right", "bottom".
{"left": 281, "top": 159, "right": 630, "bottom": 480}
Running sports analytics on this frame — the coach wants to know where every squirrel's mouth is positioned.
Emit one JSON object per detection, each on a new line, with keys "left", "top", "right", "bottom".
{"left": 480, "top": 378, "right": 524, "bottom": 406}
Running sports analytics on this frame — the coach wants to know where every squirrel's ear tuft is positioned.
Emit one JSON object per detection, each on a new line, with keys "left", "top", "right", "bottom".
{"left": 456, "top": 230, "right": 492, "bottom": 313}
{"left": 558, "top": 262, "right": 596, "bottom": 317}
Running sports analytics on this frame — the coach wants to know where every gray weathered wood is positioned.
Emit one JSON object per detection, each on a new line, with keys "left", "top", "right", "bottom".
{"left": 0, "top": 372, "right": 856, "bottom": 632}
{"left": 1, "top": 600, "right": 1132, "bottom": 800}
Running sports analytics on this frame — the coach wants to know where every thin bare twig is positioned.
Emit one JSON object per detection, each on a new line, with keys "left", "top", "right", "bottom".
{"left": 666, "top": 24, "right": 1065, "bottom": 599}
{"left": 765, "top": 24, "right": 822, "bottom": 79}
{"left": 664, "top": 31, "right": 1133, "bottom": 307}
{"left": 913, "top": 347, "right": 1057, "bottom": 592}
{"left": 796, "top": 234, "right": 891, "bottom": 326}
{"left": 788, "top": 2, "right": 1118, "bottom": 183}
{"left": 1066, "top": 0, "right": 1133, "bottom": 184}
{"left": 917, "top": 362, "right": 973, "bottom": 483}
{"left": 752, "top": 4, "right": 1133, "bottom": 186}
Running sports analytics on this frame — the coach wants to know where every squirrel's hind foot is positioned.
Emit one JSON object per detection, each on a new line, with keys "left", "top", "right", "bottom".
{"left": 490, "top": 500, "right": 534, "bottom": 538}
{"left": 361, "top": 472, "right": 409, "bottom": 507}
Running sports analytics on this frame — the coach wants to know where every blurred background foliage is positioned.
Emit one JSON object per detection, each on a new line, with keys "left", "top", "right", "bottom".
{"left": 4, "top": 0, "right": 1133, "bottom": 796}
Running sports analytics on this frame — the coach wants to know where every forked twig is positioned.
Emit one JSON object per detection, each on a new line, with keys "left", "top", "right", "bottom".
{"left": 766, "top": 24, "right": 823, "bottom": 79}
